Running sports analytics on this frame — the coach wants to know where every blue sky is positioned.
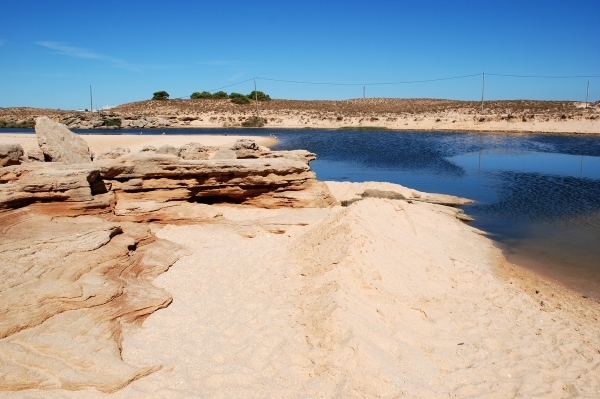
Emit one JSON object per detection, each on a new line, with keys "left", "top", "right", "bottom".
{"left": 1, "top": 0, "right": 599, "bottom": 109}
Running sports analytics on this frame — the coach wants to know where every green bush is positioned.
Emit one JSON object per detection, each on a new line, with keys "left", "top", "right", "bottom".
{"left": 103, "top": 119, "right": 122, "bottom": 127}
{"left": 152, "top": 91, "right": 170, "bottom": 100}
{"left": 190, "top": 91, "right": 212, "bottom": 99}
{"left": 247, "top": 90, "right": 271, "bottom": 101}
{"left": 241, "top": 116, "right": 266, "bottom": 127}
{"left": 229, "top": 92, "right": 246, "bottom": 99}
{"left": 231, "top": 95, "right": 250, "bottom": 104}
{"left": 212, "top": 91, "right": 228, "bottom": 99}
{"left": 0, "top": 119, "right": 35, "bottom": 128}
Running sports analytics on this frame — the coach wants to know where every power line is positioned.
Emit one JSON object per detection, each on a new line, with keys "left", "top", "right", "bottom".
{"left": 208, "top": 78, "right": 254, "bottom": 93}
{"left": 487, "top": 73, "right": 600, "bottom": 79}
{"left": 256, "top": 74, "right": 481, "bottom": 86}
{"left": 168, "top": 72, "right": 600, "bottom": 100}
{"left": 169, "top": 78, "right": 254, "bottom": 100}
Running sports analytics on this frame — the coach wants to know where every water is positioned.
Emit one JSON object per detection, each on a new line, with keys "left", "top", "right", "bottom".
{"left": 4, "top": 128, "right": 600, "bottom": 299}
{"left": 268, "top": 129, "right": 600, "bottom": 299}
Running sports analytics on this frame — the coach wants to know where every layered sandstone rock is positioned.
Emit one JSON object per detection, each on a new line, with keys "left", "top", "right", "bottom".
{"left": 0, "top": 209, "right": 187, "bottom": 392}
{"left": 0, "top": 163, "right": 100, "bottom": 209}
{"left": 35, "top": 116, "right": 92, "bottom": 164}
{"left": 0, "top": 144, "right": 24, "bottom": 166}
{"left": 94, "top": 146, "right": 130, "bottom": 160}
{"left": 0, "top": 136, "right": 335, "bottom": 215}
{"left": 95, "top": 152, "right": 335, "bottom": 212}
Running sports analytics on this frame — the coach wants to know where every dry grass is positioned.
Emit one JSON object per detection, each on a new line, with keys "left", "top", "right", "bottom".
{"left": 1, "top": 98, "right": 598, "bottom": 123}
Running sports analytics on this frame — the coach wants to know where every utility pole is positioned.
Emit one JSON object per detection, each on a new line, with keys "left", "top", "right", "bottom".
{"left": 586, "top": 81, "right": 590, "bottom": 108}
{"left": 481, "top": 73, "right": 485, "bottom": 113}
{"left": 254, "top": 77, "right": 259, "bottom": 118}
{"left": 363, "top": 86, "right": 365, "bottom": 99}
{"left": 90, "top": 85, "right": 93, "bottom": 112}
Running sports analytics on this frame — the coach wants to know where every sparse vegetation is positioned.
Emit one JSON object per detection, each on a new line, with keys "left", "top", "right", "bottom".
{"left": 0, "top": 119, "right": 35, "bottom": 128}
{"left": 103, "top": 118, "right": 121, "bottom": 127}
{"left": 187, "top": 90, "right": 272, "bottom": 103}
{"left": 152, "top": 91, "right": 170, "bottom": 100}
{"left": 230, "top": 93, "right": 251, "bottom": 104}
{"left": 190, "top": 91, "right": 212, "bottom": 99}
{"left": 212, "top": 91, "right": 228, "bottom": 99}
{"left": 247, "top": 90, "right": 271, "bottom": 101}
{"left": 241, "top": 116, "right": 266, "bottom": 127}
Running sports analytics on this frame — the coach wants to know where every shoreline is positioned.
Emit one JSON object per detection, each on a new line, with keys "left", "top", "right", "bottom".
{"left": 2, "top": 126, "right": 600, "bottom": 136}
{"left": 0, "top": 133, "right": 278, "bottom": 155}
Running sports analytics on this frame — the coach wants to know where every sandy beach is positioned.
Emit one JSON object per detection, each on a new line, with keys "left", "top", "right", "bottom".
{"left": 0, "top": 133, "right": 277, "bottom": 156}
{"left": 1, "top": 133, "right": 599, "bottom": 398}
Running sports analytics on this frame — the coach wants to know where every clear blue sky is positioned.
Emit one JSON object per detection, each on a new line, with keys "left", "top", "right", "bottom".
{"left": 1, "top": 0, "right": 599, "bottom": 109}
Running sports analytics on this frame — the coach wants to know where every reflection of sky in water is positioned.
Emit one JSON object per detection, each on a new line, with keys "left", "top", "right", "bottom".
{"left": 450, "top": 151, "right": 600, "bottom": 180}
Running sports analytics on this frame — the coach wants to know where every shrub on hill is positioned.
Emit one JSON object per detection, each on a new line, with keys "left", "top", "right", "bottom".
{"left": 241, "top": 116, "right": 266, "bottom": 127}
{"left": 152, "top": 91, "right": 170, "bottom": 100}
{"left": 212, "top": 91, "right": 229, "bottom": 99}
{"left": 247, "top": 90, "right": 271, "bottom": 101}
{"left": 103, "top": 119, "right": 122, "bottom": 127}
{"left": 190, "top": 91, "right": 213, "bottom": 99}
{"left": 230, "top": 92, "right": 250, "bottom": 104}
{"left": 0, "top": 119, "right": 36, "bottom": 128}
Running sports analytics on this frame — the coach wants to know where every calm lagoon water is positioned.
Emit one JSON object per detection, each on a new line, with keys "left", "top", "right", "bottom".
{"left": 4, "top": 128, "right": 600, "bottom": 299}
{"left": 270, "top": 129, "right": 600, "bottom": 299}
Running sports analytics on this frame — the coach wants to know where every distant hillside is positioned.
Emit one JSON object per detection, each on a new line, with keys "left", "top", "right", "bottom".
{"left": 1, "top": 99, "right": 598, "bottom": 134}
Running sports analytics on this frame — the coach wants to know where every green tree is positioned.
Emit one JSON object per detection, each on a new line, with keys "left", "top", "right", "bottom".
{"left": 190, "top": 91, "right": 213, "bottom": 99}
{"left": 229, "top": 92, "right": 250, "bottom": 104}
{"left": 247, "top": 90, "right": 271, "bottom": 101}
{"left": 152, "top": 91, "right": 170, "bottom": 100}
{"left": 212, "top": 91, "right": 229, "bottom": 99}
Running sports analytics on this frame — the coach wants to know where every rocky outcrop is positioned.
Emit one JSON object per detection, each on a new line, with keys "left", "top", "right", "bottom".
{"left": 231, "top": 138, "right": 261, "bottom": 158}
{"left": 26, "top": 147, "right": 45, "bottom": 162}
{"left": 0, "top": 137, "right": 335, "bottom": 215}
{"left": 0, "top": 209, "right": 187, "bottom": 392}
{"left": 96, "top": 152, "right": 335, "bottom": 211}
{"left": 325, "top": 181, "right": 473, "bottom": 207}
{"left": 35, "top": 116, "right": 92, "bottom": 164}
{"left": 178, "top": 142, "right": 212, "bottom": 160}
{"left": 0, "top": 144, "right": 24, "bottom": 166}
{"left": 94, "top": 147, "right": 130, "bottom": 160}
{"left": 211, "top": 149, "right": 237, "bottom": 159}
{"left": 0, "top": 163, "right": 100, "bottom": 209}
{"left": 155, "top": 144, "right": 178, "bottom": 156}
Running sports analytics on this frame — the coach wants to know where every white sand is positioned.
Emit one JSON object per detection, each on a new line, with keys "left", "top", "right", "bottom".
{"left": 6, "top": 182, "right": 599, "bottom": 398}
{"left": 168, "top": 110, "right": 600, "bottom": 134}
{"left": 0, "top": 134, "right": 277, "bottom": 155}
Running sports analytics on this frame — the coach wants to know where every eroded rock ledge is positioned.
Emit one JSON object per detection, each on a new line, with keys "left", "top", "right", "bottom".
{"left": 0, "top": 118, "right": 335, "bottom": 218}
{"left": 0, "top": 209, "right": 188, "bottom": 392}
